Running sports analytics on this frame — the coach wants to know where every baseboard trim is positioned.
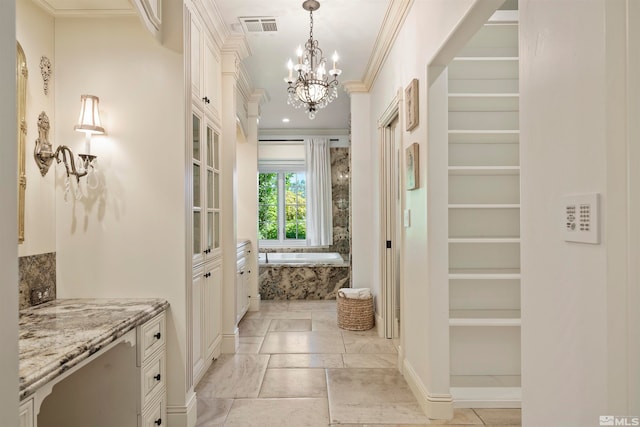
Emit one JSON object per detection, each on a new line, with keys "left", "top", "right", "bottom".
{"left": 221, "top": 330, "right": 239, "bottom": 353}
{"left": 375, "top": 312, "right": 384, "bottom": 338}
{"left": 167, "top": 391, "right": 198, "bottom": 427}
{"left": 403, "top": 358, "right": 454, "bottom": 421}
{"left": 249, "top": 293, "right": 261, "bottom": 311}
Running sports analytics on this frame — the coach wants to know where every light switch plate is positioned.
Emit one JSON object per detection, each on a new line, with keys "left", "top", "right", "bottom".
{"left": 562, "top": 193, "right": 600, "bottom": 244}
{"left": 404, "top": 209, "right": 411, "bottom": 228}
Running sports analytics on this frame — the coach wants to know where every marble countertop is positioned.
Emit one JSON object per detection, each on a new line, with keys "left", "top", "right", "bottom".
{"left": 19, "top": 298, "right": 169, "bottom": 401}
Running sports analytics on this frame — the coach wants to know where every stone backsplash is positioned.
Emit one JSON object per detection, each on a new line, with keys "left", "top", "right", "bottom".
{"left": 19, "top": 252, "right": 56, "bottom": 309}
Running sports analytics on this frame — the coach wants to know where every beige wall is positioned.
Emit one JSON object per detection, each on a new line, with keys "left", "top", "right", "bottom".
{"left": 17, "top": 0, "right": 56, "bottom": 257}
{"left": 520, "top": 0, "right": 639, "bottom": 424}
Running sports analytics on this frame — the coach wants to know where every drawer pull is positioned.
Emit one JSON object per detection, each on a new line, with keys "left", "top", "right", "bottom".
{"left": 155, "top": 418, "right": 162, "bottom": 425}
{"left": 154, "top": 373, "right": 161, "bottom": 381}
{"left": 154, "top": 332, "right": 161, "bottom": 340}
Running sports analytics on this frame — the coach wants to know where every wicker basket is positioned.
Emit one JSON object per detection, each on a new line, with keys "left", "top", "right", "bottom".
{"left": 337, "top": 290, "right": 374, "bottom": 331}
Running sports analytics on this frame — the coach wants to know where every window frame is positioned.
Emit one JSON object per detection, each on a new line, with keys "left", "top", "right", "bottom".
{"left": 258, "top": 168, "right": 307, "bottom": 247}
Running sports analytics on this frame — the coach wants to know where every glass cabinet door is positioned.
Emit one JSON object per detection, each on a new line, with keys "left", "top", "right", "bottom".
{"left": 192, "top": 113, "right": 203, "bottom": 262}
{"left": 205, "top": 126, "right": 221, "bottom": 254}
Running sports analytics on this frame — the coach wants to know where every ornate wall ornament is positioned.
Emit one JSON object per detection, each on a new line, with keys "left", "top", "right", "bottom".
{"left": 40, "top": 56, "right": 51, "bottom": 95}
{"left": 34, "top": 111, "right": 54, "bottom": 176}
{"left": 17, "top": 42, "right": 28, "bottom": 244}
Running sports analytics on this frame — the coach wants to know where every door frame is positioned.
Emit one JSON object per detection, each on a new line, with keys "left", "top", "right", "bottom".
{"left": 378, "top": 90, "right": 403, "bottom": 340}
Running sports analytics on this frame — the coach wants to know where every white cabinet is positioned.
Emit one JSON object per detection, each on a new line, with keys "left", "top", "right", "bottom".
{"left": 137, "top": 313, "right": 167, "bottom": 425}
{"left": 192, "top": 259, "right": 222, "bottom": 385}
{"left": 190, "top": 15, "right": 221, "bottom": 121}
{"left": 236, "top": 241, "right": 251, "bottom": 324}
{"left": 19, "top": 399, "right": 33, "bottom": 427}
{"left": 189, "top": 4, "right": 223, "bottom": 388}
{"left": 447, "top": 12, "right": 521, "bottom": 407}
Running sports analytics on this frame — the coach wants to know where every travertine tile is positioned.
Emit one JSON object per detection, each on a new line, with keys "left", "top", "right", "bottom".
{"left": 269, "top": 318, "right": 312, "bottom": 332}
{"left": 260, "top": 331, "right": 345, "bottom": 354}
{"left": 237, "top": 337, "right": 263, "bottom": 354}
{"left": 195, "top": 354, "right": 269, "bottom": 398}
{"left": 474, "top": 408, "right": 521, "bottom": 425}
{"left": 259, "top": 368, "right": 327, "bottom": 398}
{"left": 195, "top": 398, "right": 232, "bottom": 427}
{"left": 268, "top": 353, "right": 344, "bottom": 369}
{"left": 326, "top": 368, "right": 429, "bottom": 424}
{"left": 223, "top": 398, "right": 329, "bottom": 427}
{"left": 342, "top": 334, "right": 398, "bottom": 354}
{"left": 289, "top": 300, "right": 337, "bottom": 311}
{"left": 342, "top": 353, "right": 397, "bottom": 368}
{"left": 312, "top": 311, "right": 340, "bottom": 331}
{"left": 429, "top": 408, "right": 483, "bottom": 425}
{"left": 238, "top": 318, "right": 271, "bottom": 337}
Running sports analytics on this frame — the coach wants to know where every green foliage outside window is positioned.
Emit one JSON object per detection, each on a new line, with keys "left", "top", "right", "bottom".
{"left": 258, "top": 172, "right": 306, "bottom": 241}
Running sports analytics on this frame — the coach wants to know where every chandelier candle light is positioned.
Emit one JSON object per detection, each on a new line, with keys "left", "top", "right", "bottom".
{"left": 285, "top": 0, "right": 341, "bottom": 120}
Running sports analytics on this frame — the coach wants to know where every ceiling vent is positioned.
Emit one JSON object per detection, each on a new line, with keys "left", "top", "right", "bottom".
{"left": 238, "top": 17, "right": 278, "bottom": 33}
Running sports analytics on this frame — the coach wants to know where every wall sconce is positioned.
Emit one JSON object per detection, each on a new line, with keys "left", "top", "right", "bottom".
{"left": 35, "top": 94, "right": 105, "bottom": 183}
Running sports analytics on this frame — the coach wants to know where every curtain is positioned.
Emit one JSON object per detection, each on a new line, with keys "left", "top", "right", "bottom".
{"left": 305, "top": 138, "right": 333, "bottom": 246}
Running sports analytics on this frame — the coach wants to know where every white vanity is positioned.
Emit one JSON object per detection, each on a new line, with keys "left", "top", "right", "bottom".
{"left": 18, "top": 298, "right": 169, "bottom": 427}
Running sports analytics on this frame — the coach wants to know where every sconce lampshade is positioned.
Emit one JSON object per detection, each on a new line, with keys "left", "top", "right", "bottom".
{"left": 74, "top": 94, "right": 105, "bottom": 135}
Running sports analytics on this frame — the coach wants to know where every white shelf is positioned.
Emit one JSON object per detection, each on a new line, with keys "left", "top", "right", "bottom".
{"left": 448, "top": 130, "right": 519, "bottom": 144}
{"left": 450, "top": 375, "right": 521, "bottom": 408}
{"left": 448, "top": 93, "right": 519, "bottom": 112}
{"left": 449, "top": 268, "right": 521, "bottom": 280}
{"left": 449, "top": 203, "right": 520, "bottom": 209}
{"left": 448, "top": 166, "right": 519, "bottom": 176}
{"left": 449, "top": 310, "right": 521, "bottom": 327}
{"left": 449, "top": 237, "right": 520, "bottom": 244}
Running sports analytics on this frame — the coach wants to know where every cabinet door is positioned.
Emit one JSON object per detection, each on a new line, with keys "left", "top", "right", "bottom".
{"left": 203, "top": 260, "right": 222, "bottom": 361}
{"left": 192, "top": 266, "right": 204, "bottom": 382}
{"left": 190, "top": 16, "right": 201, "bottom": 99}
{"left": 192, "top": 110, "right": 205, "bottom": 265}
{"left": 204, "top": 125, "right": 220, "bottom": 260}
{"left": 203, "top": 34, "right": 220, "bottom": 118}
{"left": 19, "top": 399, "right": 33, "bottom": 427}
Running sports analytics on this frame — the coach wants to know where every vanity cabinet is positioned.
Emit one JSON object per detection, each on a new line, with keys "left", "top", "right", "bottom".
{"left": 18, "top": 300, "right": 168, "bottom": 427}
{"left": 236, "top": 241, "right": 252, "bottom": 324}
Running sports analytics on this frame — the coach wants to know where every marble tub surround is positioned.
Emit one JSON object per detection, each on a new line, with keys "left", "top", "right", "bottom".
{"left": 19, "top": 298, "right": 169, "bottom": 400}
{"left": 259, "top": 264, "right": 349, "bottom": 300}
{"left": 195, "top": 300, "right": 523, "bottom": 426}
{"left": 18, "top": 252, "right": 56, "bottom": 309}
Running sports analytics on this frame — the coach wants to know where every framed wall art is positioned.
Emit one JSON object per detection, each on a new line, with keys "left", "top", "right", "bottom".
{"left": 405, "top": 78, "right": 419, "bottom": 131}
{"left": 406, "top": 142, "right": 419, "bottom": 190}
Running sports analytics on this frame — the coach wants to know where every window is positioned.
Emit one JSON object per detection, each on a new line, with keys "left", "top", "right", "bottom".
{"left": 258, "top": 171, "right": 306, "bottom": 245}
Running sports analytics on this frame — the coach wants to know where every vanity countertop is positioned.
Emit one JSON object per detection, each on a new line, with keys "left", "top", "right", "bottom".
{"left": 19, "top": 298, "right": 169, "bottom": 401}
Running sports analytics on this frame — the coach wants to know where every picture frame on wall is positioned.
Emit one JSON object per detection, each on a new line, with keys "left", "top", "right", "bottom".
{"left": 406, "top": 143, "right": 419, "bottom": 190}
{"left": 405, "top": 78, "right": 419, "bottom": 132}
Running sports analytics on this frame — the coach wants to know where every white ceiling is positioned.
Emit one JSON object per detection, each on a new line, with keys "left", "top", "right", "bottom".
{"left": 37, "top": 0, "right": 391, "bottom": 132}
{"left": 215, "top": 0, "right": 391, "bottom": 131}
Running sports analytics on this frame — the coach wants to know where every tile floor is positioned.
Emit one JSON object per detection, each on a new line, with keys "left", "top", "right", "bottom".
{"left": 195, "top": 300, "right": 521, "bottom": 427}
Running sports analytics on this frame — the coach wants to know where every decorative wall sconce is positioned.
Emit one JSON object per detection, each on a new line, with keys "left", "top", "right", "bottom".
{"left": 35, "top": 94, "right": 105, "bottom": 183}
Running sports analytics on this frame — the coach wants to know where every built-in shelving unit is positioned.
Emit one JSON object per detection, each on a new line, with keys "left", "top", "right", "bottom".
{"left": 447, "top": 9, "right": 521, "bottom": 408}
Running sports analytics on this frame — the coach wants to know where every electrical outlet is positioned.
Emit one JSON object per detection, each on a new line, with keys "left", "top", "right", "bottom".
{"left": 563, "top": 193, "right": 600, "bottom": 244}
{"left": 30, "top": 284, "right": 54, "bottom": 306}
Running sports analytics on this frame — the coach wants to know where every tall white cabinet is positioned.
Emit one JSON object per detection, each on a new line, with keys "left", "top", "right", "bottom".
{"left": 188, "top": 3, "right": 223, "bottom": 387}
{"left": 447, "top": 11, "right": 521, "bottom": 407}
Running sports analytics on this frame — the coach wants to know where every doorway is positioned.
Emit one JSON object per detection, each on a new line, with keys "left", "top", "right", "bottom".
{"left": 380, "top": 100, "right": 402, "bottom": 340}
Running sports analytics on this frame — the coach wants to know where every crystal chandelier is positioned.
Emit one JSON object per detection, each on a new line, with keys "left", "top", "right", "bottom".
{"left": 284, "top": 0, "right": 341, "bottom": 120}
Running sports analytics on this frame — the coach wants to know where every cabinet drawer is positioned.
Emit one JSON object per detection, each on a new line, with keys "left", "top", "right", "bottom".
{"left": 141, "top": 350, "right": 166, "bottom": 407}
{"left": 138, "top": 313, "right": 166, "bottom": 364}
{"left": 140, "top": 393, "right": 166, "bottom": 427}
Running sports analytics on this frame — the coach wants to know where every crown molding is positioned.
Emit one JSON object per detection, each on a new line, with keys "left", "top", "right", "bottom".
{"left": 342, "top": 81, "right": 369, "bottom": 94}
{"left": 34, "top": 0, "right": 135, "bottom": 17}
{"left": 357, "top": 0, "right": 414, "bottom": 93}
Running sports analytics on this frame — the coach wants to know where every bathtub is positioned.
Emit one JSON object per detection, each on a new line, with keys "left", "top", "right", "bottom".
{"left": 258, "top": 252, "right": 345, "bottom": 265}
{"left": 258, "top": 252, "right": 350, "bottom": 299}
